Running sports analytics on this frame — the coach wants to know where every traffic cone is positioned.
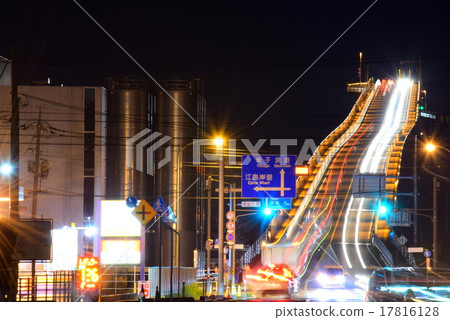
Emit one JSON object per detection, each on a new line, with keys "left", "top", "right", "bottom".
{"left": 231, "top": 285, "right": 236, "bottom": 296}
{"left": 237, "top": 285, "right": 241, "bottom": 297}
{"left": 225, "top": 284, "right": 230, "bottom": 298}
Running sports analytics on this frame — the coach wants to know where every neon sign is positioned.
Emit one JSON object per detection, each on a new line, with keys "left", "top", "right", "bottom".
{"left": 78, "top": 256, "right": 100, "bottom": 290}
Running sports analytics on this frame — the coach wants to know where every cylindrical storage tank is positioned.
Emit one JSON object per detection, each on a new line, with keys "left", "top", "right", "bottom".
{"left": 106, "top": 78, "right": 153, "bottom": 200}
{"left": 151, "top": 78, "right": 206, "bottom": 268}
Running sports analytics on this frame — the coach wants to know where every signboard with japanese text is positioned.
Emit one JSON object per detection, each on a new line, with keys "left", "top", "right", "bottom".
{"left": 241, "top": 155, "right": 296, "bottom": 198}
{"left": 77, "top": 256, "right": 100, "bottom": 290}
{"left": 268, "top": 198, "right": 292, "bottom": 210}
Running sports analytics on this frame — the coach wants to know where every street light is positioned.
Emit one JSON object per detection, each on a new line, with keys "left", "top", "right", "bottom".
{"left": 423, "top": 142, "right": 450, "bottom": 269}
{"left": 1, "top": 164, "right": 12, "bottom": 175}
{"left": 425, "top": 142, "right": 450, "bottom": 154}
{"left": 175, "top": 137, "right": 225, "bottom": 295}
{"left": 216, "top": 137, "right": 225, "bottom": 297}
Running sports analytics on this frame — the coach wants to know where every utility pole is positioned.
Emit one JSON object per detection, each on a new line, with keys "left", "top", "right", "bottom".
{"left": 432, "top": 177, "right": 438, "bottom": 269}
{"left": 218, "top": 155, "right": 224, "bottom": 297}
{"left": 231, "top": 183, "right": 236, "bottom": 287}
{"left": 30, "top": 106, "right": 42, "bottom": 302}
{"left": 7, "top": 42, "right": 20, "bottom": 302}
{"left": 359, "top": 52, "right": 362, "bottom": 83}
{"left": 413, "top": 134, "right": 418, "bottom": 246}
{"left": 206, "top": 176, "right": 212, "bottom": 294}
{"left": 31, "top": 107, "right": 42, "bottom": 220}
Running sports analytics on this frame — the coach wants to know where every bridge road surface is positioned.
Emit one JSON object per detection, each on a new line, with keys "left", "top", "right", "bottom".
{"left": 262, "top": 79, "right": 417, "bottom": 291}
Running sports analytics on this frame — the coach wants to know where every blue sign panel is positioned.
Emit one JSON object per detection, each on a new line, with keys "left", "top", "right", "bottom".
{"left": 153, "top": 196, "right": 177, "bottom": 224}
{"left": 424, "top": 250, "right": 432, "bottom": 258}
{"left": 125, "top": 196, "right": 138, "bottom": 208}
{"left": 268, "top": 198, "right": 292, "bottom": 210}
{"left": 241, "top": 155, "right": 296, "bottom": 198}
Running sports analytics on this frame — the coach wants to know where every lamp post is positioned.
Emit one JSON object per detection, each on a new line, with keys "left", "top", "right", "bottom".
{"left": 216, "top": 138, "right": 225, "bottom": 297}
{"left": 359, "top": 52, "right": 363, "bottom": 83}
{"left": 413, "top": 134, "right": 418, "bottom": 246}
{"left": 423, "top": 142, "right": 450, "bottom": 269}
{"left": 206, "top": 176, "right": 212, "bottom": 294}
{"left": 397, "top": 207, "right": 438, "bottom": 269}
{"left": 174, "top": 139, "right": 207, "bottom": 269}
{"left": 175, "top": 138, "right": 224, "bottom": 295}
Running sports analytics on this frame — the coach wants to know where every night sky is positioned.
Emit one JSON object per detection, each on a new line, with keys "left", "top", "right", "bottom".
{"left": 2, "top": 0, "right": 449, "bottom": 145}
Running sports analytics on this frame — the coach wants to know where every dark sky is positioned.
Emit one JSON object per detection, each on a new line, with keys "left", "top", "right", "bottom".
{"left": 2, "top": 0, "right": 449, "bottom": 144}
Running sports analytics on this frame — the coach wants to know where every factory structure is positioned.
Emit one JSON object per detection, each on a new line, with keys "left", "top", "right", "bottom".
{"left": 0, "top": 57, "right": 207, "bottom": 298}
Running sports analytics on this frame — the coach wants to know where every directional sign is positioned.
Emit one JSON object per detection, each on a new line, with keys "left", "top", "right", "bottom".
{"left": 241, "top": 201, "right": 261, "bottom": 208}
{"left": 241, "top": 155, "right": 296, "bottom": 198}
{"left": 268, "top": 198, "right": 292, "bottom": 210}
{"left": 132, "top": 199, "right": 157, "bottom": 225}
{"left": 424, "top": 250, "right": 432, "bottom": 258}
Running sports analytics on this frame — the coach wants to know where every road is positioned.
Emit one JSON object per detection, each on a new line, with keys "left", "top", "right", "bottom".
{"left": 258, "top": 78, "right": 418, "bottom": 299}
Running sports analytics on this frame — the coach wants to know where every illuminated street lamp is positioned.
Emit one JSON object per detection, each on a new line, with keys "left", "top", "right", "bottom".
{"left": 1, "top": 163, "right": 12, "bottom": 175}
{"left": 175, "top": 137, "right": 225, "bottom": 295}
{"left": 423, "top": 142, "right": 450, "bottom": 269}
{"left": 425, "top": 142, "right": 450, "bottom": 154}
{"left": 215, "top": 137, "right": 225, "bottom": 297}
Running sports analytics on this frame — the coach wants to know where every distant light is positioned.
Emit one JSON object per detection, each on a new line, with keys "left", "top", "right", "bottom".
{"left": 379, "top": 205, "right": 387, "bottom": 215}
{"left": 214, "top": 138, "right": 224, "bottom": 147}
{"left": 295, "top": 165, "right": 309, "bottom": 175}
{"left": 425, "top": 143, "right": 436, "bottom": 152}
{"left": 84, "top": 226, "right": 97, "bottom": 237}
{"left": 1, "top": 164, "right": 12, "bottom": 175}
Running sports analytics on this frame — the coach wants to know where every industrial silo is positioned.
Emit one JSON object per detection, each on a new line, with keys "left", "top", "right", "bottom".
{"left": 152, "top": 78, "right": 206, "bottom": 268}
{"left": 106, "top": 77, "right": 154, "bottom": 200}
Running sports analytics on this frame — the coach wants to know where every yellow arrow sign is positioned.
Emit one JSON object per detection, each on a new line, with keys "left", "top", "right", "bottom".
{"left": 132, "top": 199, "right": 157, "bottom": 226}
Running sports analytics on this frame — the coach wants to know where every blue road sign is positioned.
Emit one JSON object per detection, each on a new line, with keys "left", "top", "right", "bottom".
{"left": 424, "top": 250, "right": 432, "bottom": 258}
{"left": 126, "top": 196, "right": 138, "bottom": 208}
{"left": 268, "top": 198, "right": 292, "bottom": 210}
{"left": 241, "top": 155, "right": 296, "bottom": 198}
{"left": 153, "top": 196, "right": 177, "bottom": 224}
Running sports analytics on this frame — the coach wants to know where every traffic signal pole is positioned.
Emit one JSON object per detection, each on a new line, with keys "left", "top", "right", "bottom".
{"left": 218, "top": 156, "right": 224, "bottom": 296}
{"left": 9, "top": 43, "right": 20, "bottom": 302}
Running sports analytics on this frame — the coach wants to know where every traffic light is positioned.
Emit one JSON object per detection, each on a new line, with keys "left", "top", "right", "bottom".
{"left": 377, "top": 201, "right": 391, "bottom": 219}
{"left": 418, "top": 90, "right": 426, "bottom": 110}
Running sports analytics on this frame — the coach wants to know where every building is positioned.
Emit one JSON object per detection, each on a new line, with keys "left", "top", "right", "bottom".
{"left": 0, "top": 84, "right": 107, "bottom": 259}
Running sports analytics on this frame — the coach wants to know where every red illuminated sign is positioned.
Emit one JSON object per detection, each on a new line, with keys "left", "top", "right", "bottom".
{"left": 78, "top": 256, "right": 100, "bottom": 290}
{"left": 295, "top": 165, "right": 309, "bottom": 175}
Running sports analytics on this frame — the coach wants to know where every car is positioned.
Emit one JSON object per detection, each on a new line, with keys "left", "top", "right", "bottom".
{"left": 245, "top": 264, "right": 298, "bottom": 297}
{"left": 365, "top": 267, "right": 450, "bottom": 302}
{"left": 317, "top": 265, "right": 346, "bottom": 288}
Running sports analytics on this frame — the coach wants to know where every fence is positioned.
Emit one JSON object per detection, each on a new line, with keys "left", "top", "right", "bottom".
{"left": 17, "top": 270, "right": 76, "bottom": 302}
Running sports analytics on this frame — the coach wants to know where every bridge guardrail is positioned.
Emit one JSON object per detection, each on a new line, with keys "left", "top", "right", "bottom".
{"left": 372, "top": 233, "right": 394, "bottom": 266}
{"left": 286, "top": 80, "right": 376, "bottom": 238}
{"left": 262, "top": 80, "right": 377, "bottom": 270}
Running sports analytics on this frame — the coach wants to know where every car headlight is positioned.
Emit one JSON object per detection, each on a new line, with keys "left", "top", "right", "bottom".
{"left": 317, "top": 273, "right": 329, "bottom": 285}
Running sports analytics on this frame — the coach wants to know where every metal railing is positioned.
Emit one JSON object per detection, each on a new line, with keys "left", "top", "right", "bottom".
{"left": 372, "top": 234, "right": 394, "bottom": 267}
{"left": 238, "top": 230, "right": 267, "bottom": 268}
{"left": 391, "top": 233, "right": 416, "bottom": 267}
{"left": 17, "top": 270, "right": 76, "bottom": 302}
